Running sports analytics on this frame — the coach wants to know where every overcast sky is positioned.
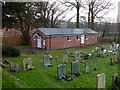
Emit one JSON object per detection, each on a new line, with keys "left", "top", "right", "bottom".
{"left": 52, "top": 0, "right": 120, "bottom": 22}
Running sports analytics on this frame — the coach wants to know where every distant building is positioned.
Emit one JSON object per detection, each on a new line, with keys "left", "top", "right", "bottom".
{"left": 31, "top": 28, "right": 98, "bottom": 50}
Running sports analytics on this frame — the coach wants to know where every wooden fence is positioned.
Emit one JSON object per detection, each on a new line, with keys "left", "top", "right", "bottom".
{"left": 1, "top": 37, "right": 25, "bottom": 45}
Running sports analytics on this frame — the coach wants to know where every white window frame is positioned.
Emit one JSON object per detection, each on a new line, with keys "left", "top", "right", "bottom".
{"left": 67, "top": 36, "right": 71, "bottom": 41}
{"left": 92, "top": 34, "right": 94, "bottom": 38}
{"left": 85, "top": 34, "right": 89, "bottom": 40}
{"left": 77, "top": 35, "right": 80, "bottom": 40}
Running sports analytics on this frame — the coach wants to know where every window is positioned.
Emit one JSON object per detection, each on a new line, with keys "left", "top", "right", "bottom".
{"left": 77, "top": 35, "right": 80, "bottom": 40}
{"left": 85, "top": 35, "right": 89, "bottom": 40}
{"left": 92, "top": 34, "right": 94, "bottom": 38}
{"left": 67, "top": 36, "right": 71, "bottom": 41}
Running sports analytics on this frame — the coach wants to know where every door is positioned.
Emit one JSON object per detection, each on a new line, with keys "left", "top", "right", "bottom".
{"left": 81, "top": 35, "right": 85, "bottom": 44}
{"left": 37, "top": 37, "right": 41, "bottom": 48}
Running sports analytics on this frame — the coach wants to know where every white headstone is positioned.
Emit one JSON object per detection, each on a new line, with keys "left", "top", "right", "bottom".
{"left": 97, "top": 73, "right": 105, "bottom": 89}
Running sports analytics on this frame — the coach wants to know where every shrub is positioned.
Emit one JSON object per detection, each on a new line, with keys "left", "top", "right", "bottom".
{"left": 2, "top": 45, "right": 20, "bottom": 57}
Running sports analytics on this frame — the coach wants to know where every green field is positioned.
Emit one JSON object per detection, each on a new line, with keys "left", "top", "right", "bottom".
{"left": 2, "top": 43, "right": 119, "bottom": 88}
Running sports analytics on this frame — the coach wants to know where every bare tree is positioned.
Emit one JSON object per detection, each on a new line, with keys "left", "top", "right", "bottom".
{"left": 86, "top": 0, "right": 114, "bottom": 30}
{"left": 60, "top": 0, "right": 84, "bottom": 28}
{"left": 35, "top": 1, "right": 67, "bottom": 28}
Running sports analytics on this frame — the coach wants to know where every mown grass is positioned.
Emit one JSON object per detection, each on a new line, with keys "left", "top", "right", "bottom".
{"left": 2, "top": 43, "right": 119, "bottom": 88}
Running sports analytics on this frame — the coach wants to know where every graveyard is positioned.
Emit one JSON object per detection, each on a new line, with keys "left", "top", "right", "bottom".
{"left": 2, "top": 43, "right": 119, "bottom": 88}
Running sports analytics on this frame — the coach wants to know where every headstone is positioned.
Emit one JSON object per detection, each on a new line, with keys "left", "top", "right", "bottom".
{"left": 116, "top": 44, "right": 119, "bottom": 50}
{"left": 10, "top": 64, "right": 20, "bottom": 72}
{"left": 110, "top": 45, "right": 113, "bottom": 50}
{"left": 97, "top": 73, "right": 105, "bottom": 89}
{"left": 96, "top": 46, "right": 100, "bottom": 52}
{"left": 71, "top": 61, "right": 80, "bottom": 75}
{"left": 63, "top": 54, "right": 68, "bottom": 63}
{"left": 112, "top": 73, "right": 119, "bottom": 89}
{"left": 117, "top": 57, "right": 120, "bottom": 64}
{"left": 44, "top": 55, "right": 52, "bottom": 67}
{"left": 74, "top": 52, "right": 81, "bottom": 60}
{"left": 84, "top": 63, "right": 89, "bottom": 73}
{"left": 57, "top": 64, "right": 66, "bottom": 78}
{"left": 91, "top": 51, "right": 95, "bottom": 58}
{"left": 23, "top": 58, "right": 32, "bottom": 70}
{"left": 110, "top": 57, "right": 115, "bottom": 65}
{"left": 83, "top": 54, "right": 89, "bottom": 60}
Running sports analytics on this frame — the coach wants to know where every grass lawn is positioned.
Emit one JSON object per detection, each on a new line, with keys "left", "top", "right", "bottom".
{"left": 2, "top": 43, "right": 119, "bottom": 88}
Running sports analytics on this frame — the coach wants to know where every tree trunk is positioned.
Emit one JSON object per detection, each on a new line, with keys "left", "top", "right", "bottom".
{"left": 76, "top": 2, "right": 79, "bottom": 28}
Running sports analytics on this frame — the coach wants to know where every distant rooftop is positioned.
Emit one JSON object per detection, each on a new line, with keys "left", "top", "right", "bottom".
{"left": 38, "top": 28, "right": 98, "bottom": 36}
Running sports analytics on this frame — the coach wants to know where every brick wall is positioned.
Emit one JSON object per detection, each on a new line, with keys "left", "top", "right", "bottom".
{"left": 31, "top": 32, "right": 97, "bottom": 50}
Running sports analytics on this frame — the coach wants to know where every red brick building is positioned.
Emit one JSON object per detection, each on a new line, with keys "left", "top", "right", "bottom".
{"left": 31, "top": 28, "right": 98, "bottom": 50}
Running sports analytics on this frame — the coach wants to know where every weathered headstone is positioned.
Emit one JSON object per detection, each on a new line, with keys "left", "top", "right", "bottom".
{"left": 112, "top": 73, "right": 119, "bottom": 89}
{"left": 63, "top": 54, "right": 68, "bottom": 63}
{"left": 23, "top": 58, "right": 32, "bottom": 70}
{"left": 10, "top": 64, "right": 20, "bottom": 72}
{"left": 44, "top": 55, "right": 52, "bottom": 67}
{"left": 71, "top": 61, "right": 80, "bottom": 75}
{"left": 74, "top": 52, "right": 81, "bottom": 61}
{"left": 110, "top": 57, "right": 115, "bottom": 65}
{"left": 57, "top": 64, "right": 66, "bottom": 78}
{"left": 117, "top": 57, "right": 120, "bottom": 64}
{"left": 116, "top": 44, "right": 119, "bottom": 50}
{"left": 91, "top": 51, "right": 95, "bottom": 58}
{"left": 110, "top": 45, "right": 113, "bottom": 50}
{"left": 84, "top": 63, "right": 89, "bottom": 73}
{"left": 97, "top": 73, "right": 105, "bottom": 89}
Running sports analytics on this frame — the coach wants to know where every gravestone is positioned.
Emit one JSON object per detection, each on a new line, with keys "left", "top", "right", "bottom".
{"left": 57, "top": 64, "right": 66, "bottom": 78}
{"left": 71, "top": 61, "right": 80, "bottom": 75}
{"left": 63, "top": 54, "right": 68, "bottom": 63}
{"left": 116, "top": 44, "right": 119, "bottom": 50}
{"left": 110, "top": 57, "right": 115, "bottom": 65}
{"left": 97, "top": 73, "right": 105, "bottom": 89}
{"left": 74, "top": 52, "right": 81, "bottom": 61}
{"left": 110, "top": 45, "right": 113, "bottom": 50}
{"left": 91, "top": 51, "right": 95, "bottom": 58}
{"left": 23, "top": 58, "right": 32, "bottom": 70}
{"left": 10, "top": 64, "right": 20, "bottom": 72}
{"left": 84, "top": 63, "right": 89, "bottom": 73}
{"left": 117, "top": 57, "right": 120, "bottom": 64}
{"left": 44, "top": 55, "right": 52, "bottom": 67}
{"left": 112, "top": 73, "right": 119, "bottom": 89}
{"left": 83, "top": 53, "right": 90, "bottom": 60}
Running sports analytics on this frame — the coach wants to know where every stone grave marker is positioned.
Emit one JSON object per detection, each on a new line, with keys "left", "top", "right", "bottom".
{"left": 44, "top": 55, "right": 52, "bottom": 67}
{"left": 71, "top": 61, "right": 80, "bottom": 75}
{"left": 117, "top": 57, "right": 120, "bottom": 64}
{"left": 96, "top": 73, "right": 105, "bottom": 89}
{"left": 91, "top": 51, "right": 95, "bottom": 58}
{"left": 10, "top": 64, "right": 20, "bottom": 72}
{"left": 112, "top": 73, "right": 119, "bottom": 89}
{"left": 110, "top": 45, "right": 113, "bottom": 50}
{"left": 116, "top": 44, "right": 119, "bottom": 50}
{"left": 23, "top": 58, "right": 32, "bottom": 70}
{"left": 84, "top": 63, "right": 89, "bottom": 73}
{"left": 57, "top": 64, "right": 66, "bottom": 78}
{"left": 74, "top": 52, "right": 81, "bottom": 61}
{"left": 63, "top": 54, "right": 68, "bottom": 63}
{"left": 110, "top": 57, "right": 115, "bottom": 65}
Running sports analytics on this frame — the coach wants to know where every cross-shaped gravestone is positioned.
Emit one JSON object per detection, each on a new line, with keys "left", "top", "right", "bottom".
{"left": 23, "top": 58, "right": 32, "bottom": 70}
{"left": 63, "top": 54, "right": 68, "bottom": 63}
{"left": 110, "top": 57, "right": 115, "bottom": 65}
{"left": 57, "top": 64, "right": 66, "bottom": 78}
{"left": 71, "top": 61, "right": 80, "bottom": 75}
{"left": 10, "top": 64, "right": 20, "bottom": 72}
{"left": 117, "top": 57, "right": 120, "bottom": 64}
{"left": 112, "top": 73, "right": 119, "bottom": 89}
{"left": 84, "top": 63, "right": 89, "bottom": 73}
{"left": 44, "top": 55, "right": 52, "bottom": 67}
{"left": 96, "top": 73, "right": 105, "bottom": 89}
